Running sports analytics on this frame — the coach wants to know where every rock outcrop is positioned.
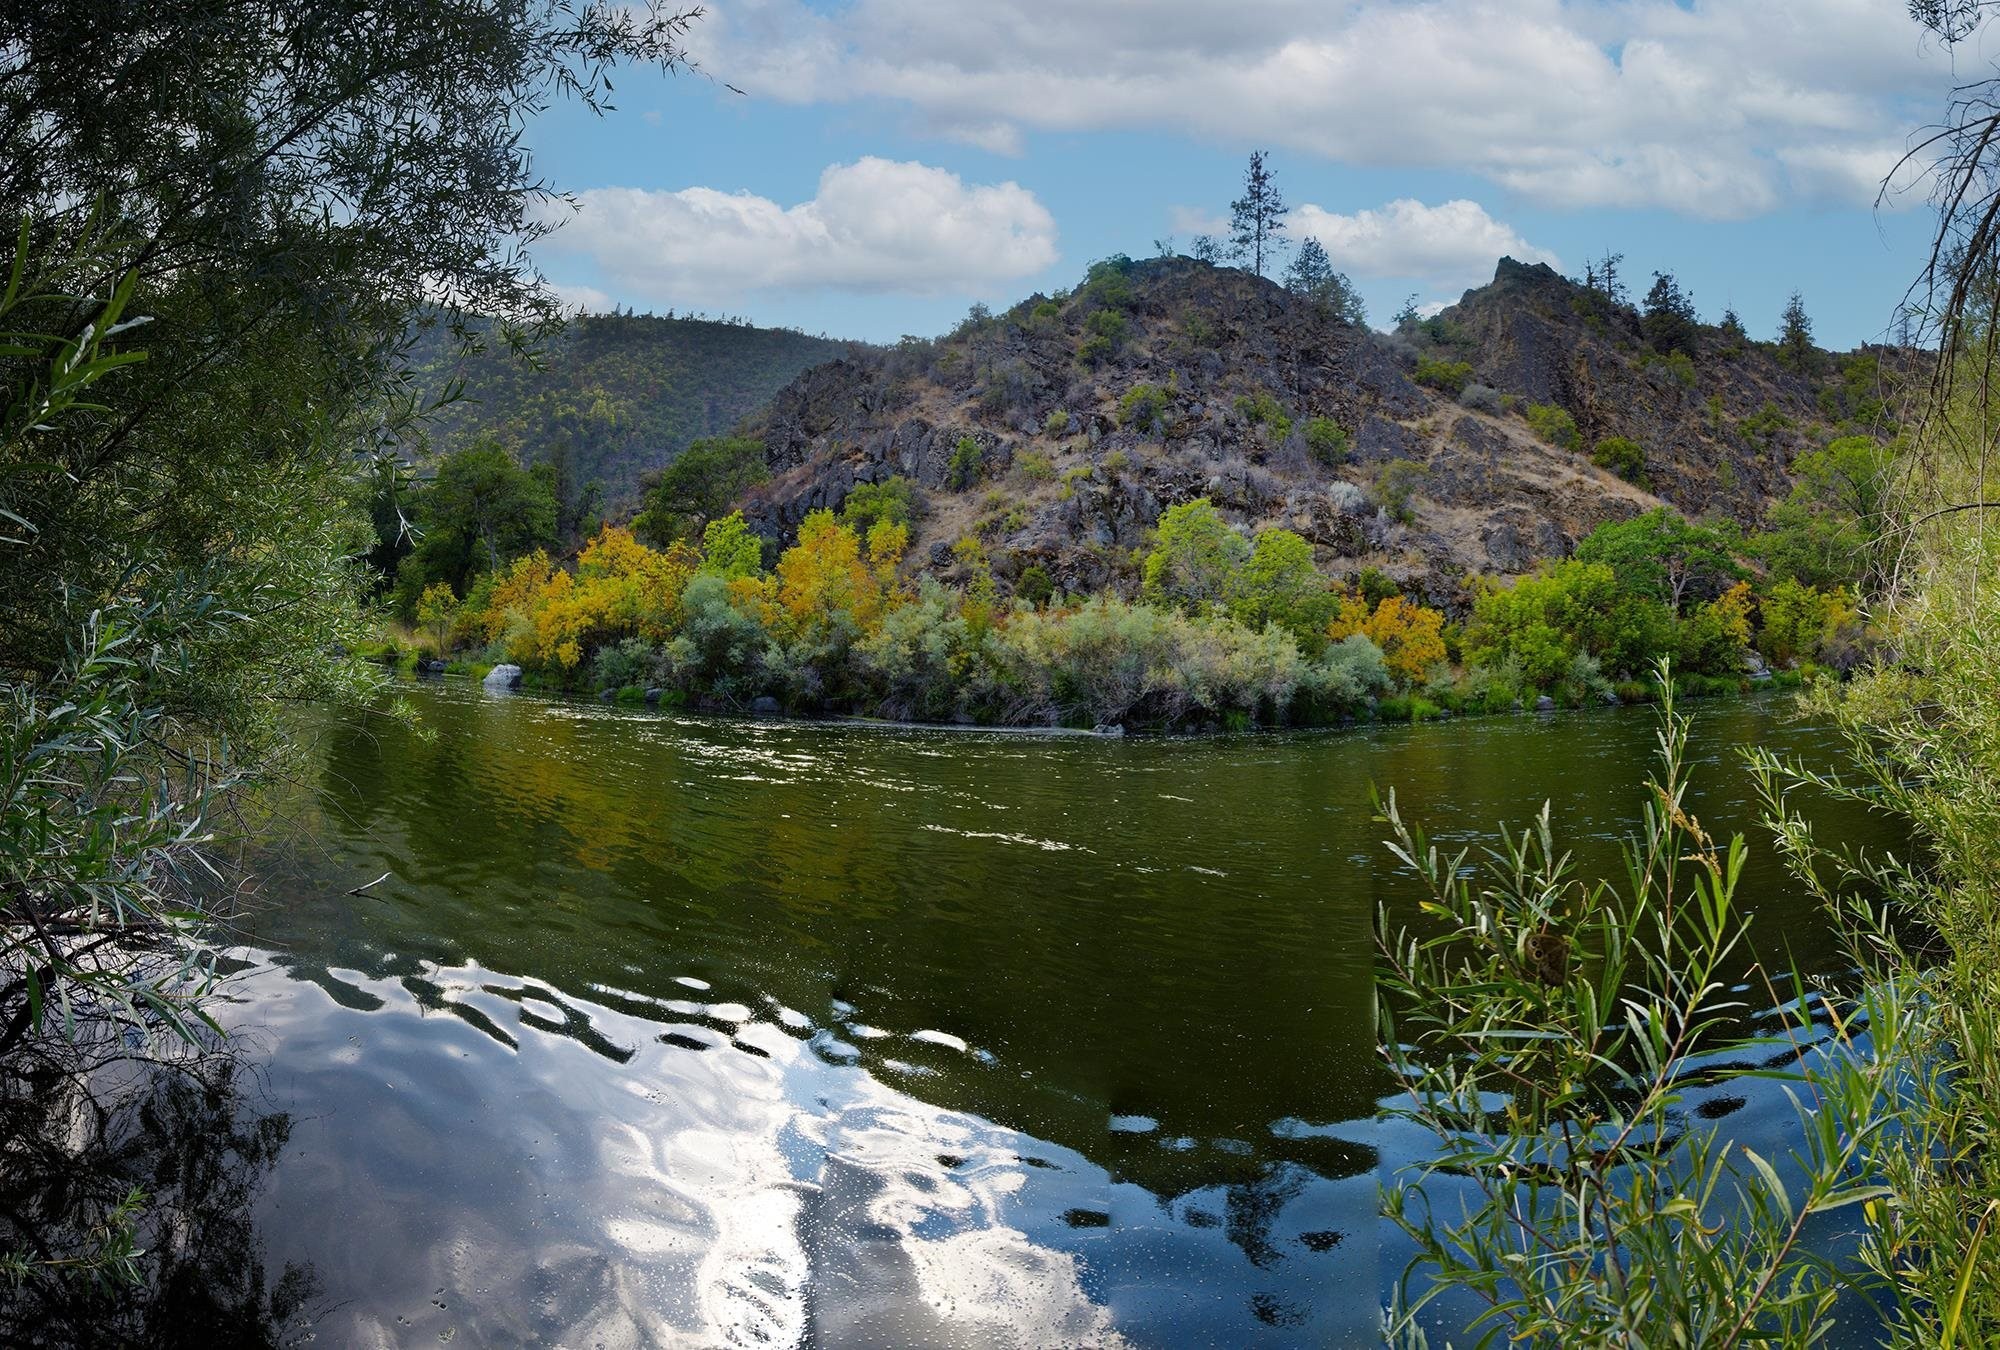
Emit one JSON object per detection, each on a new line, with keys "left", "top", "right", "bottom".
{"left": 734, "top": 256, "right": 1895, "bottom": 608}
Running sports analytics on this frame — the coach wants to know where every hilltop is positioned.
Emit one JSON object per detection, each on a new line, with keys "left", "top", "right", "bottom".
{"left": 736, "top": 255, "right": 1895, "bottom": 605}
{"left": 404, "top": 312, "right": 852, "bottom": 507}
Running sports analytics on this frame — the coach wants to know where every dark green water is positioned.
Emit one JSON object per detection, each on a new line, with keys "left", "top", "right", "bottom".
{"left": 199, "top": 681, "right": 1884, "bottom": 1346}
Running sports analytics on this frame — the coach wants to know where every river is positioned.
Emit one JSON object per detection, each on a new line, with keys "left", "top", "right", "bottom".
{"left": 63, "top": 682, "right": 1901, "bottom": 1346}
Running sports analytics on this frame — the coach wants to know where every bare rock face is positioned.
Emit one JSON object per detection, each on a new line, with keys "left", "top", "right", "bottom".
{"left": 732, "top": 255, "right": 1889, "bottom": 611}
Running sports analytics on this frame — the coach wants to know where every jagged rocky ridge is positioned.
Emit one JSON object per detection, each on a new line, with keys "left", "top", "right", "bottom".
{"left": 739, "top": 256, "right": 1888, "bottom": 607}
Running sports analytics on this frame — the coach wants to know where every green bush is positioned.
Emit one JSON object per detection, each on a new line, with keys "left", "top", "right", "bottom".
{"left": 1374, "top": 460, "right": 1428, "bottom": 524}
{"left": 947, "top": 436, "right": 984, "bottom": 490}
{"left": 1043, "top": 408, "right": 1070, "bottom": 436}
{"left": 1739, "top": 400, "right": 1792, "bottom": 449}
{"left": 1015, "top": 449, "right": 1056, "bottom": 483}
{"left": 1081, "top": 255, "right": 1137, "bottom": 309}
{"left": 1078, "top": 308, "right": 1129, "bottom": 366}
{"left": 1591, "top": 435, "right": 1646, "bottom": 483}
{"left": 1119, "top": 382, "right": 1171, "bottom": 435}
{"left": 1304, "top": 416, "right": 1350, "bottom": 466}
{"left": 842, "top": 475, "right": 919, "bottom": 530}
{"left": 1380, "top": 688, "right": 1911, "bottom": 1346}
{"left": 1465, "top": 560, "right": 1675, "bottom": 686}
{"left": 1525, "top": 402, "right": 1581, "bottom": 451}
{"left": 1414, "top": 357, "right": 1474, "bottom": 395}
{"left": 1356, "top": 566, "right": 1400, "bottom": 605}
{"left": 1233, "top": 390, "right": 1292, "bottom": 440}
{"left": 1017, "top": 564, "right": 1054, "bottom": 609}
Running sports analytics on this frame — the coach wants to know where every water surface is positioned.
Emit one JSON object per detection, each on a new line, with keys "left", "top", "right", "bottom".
{"left": 198, "top": 683, "right": 1883, "bottom": 1346}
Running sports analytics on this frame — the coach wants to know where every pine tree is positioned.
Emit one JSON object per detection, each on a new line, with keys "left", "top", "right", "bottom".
{"left": 1779, "top": 291, "right": 1814, "bottom": 370}
{"left": 1285, "top": 238, "right": 1367, "bottom": 325}
{"left": 1286, "top": 237, "right": 1333, "bottom": 292}
{"left": 1578, "top": 250, "right": 1630, "bottom": 307}
{"left": 1641, "top": 272, "right": 1698, "bottom": 357}
{"left": 1229, "top": 150, "right": 1288, "bottom": 277}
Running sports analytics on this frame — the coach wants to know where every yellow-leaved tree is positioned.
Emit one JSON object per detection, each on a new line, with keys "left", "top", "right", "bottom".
{"left": 1327, "top": 594, "right": 1447, "bottom": 685}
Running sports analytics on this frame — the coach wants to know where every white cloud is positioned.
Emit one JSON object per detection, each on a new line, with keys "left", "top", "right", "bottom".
{"left": 693, "top": 0, "right": 1954, "bottom": 218}
{"left": 549, "top": 282, "right": 614, "bottom": 314}
{"left": 541, "top": 158, "right": 1058, "bottom": 304}
{"left": 1290, "top": 198, "right": 1559, "bottom": 286}
{"left": 1167, "top": 205, "right": 1230, "bottom": 238}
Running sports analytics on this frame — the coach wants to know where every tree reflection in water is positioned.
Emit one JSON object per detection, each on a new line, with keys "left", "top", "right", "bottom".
{"left": 0, "top": 1023, "right": 321, "bottom": 1347}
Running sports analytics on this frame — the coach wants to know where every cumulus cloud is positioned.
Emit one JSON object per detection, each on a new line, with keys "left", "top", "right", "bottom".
{"left": 1289, "top": 199, "right": 1559, "bottom": 286}
{"left": 692, "top": 0, "right": 1953, "bottom": 218}
{"left": 542, "top": 158, "right": 1058, "bottom": 304}
{"left": 549, "top": 281, "right": 614, "bottom": 315}
{"left": 1167, "top": 205, "right": 1230, "bottom": 238}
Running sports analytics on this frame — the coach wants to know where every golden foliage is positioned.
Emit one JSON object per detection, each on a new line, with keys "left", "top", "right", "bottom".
{"left": 1327, "top": 594, "right": 1448, "bottom": 684}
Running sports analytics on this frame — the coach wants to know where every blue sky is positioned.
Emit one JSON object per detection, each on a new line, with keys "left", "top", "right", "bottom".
{"left": 525, "top": 0, "right": 1972, "bottom": 349}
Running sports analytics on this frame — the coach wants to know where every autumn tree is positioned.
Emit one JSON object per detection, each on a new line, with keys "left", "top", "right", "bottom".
{"left": 1327, "top": 595, "right": 1448, "bottom": 685}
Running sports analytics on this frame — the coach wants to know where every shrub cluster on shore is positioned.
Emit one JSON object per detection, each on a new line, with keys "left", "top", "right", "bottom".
{"left": 371, "top": 478, "right": 1865, "bottom": 730}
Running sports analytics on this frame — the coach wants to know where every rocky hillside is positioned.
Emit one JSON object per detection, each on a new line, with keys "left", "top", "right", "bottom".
{"left": 738, "top": 256, "right": 1896, "bottom": 607}
{"left": 406, "top": 312, "right": 852, "bottom": 507}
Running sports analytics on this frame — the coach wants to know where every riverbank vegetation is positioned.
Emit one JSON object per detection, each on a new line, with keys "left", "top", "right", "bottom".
{"left": 0, "top": 0, "right": 701, "bottom": 1295}
{"left": 369, "top": 436, "right": 1876, "bottom": 730}
{"left": 1379, "top": 5, "right": 2000, "bottom": 1335}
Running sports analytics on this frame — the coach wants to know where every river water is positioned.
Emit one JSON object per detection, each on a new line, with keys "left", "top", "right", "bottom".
{"left": 163, "top": 683, "right": 1887, "bottom": 1346}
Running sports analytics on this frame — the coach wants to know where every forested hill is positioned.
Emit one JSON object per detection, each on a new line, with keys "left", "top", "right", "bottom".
{"left": 737, "top": 254, "right": 1900, "bottom": 604}
{"left": 404, "top": 312, "right": 853, "bottom": 507}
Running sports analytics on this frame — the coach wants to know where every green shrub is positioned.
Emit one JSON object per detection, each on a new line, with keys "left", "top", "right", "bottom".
{"left": 1119, "top": 382, "right": 1171, "bottom": 434}
{"left": 1043, "top": 408, "right": 1070, "bottom": 436}
{"left": 1379, "top": 687, "right": 1910, "bottom": 1347}
{"left": 1233, "top": 390, "right": 1292, "bottom": 440}
{"left": 1374, "top": 459, "right": 1428, "bottom": 524}
{"left": 1356, "top": 566, "right": 1400, "bottom": 606}
{"left": 1078, "top": 308, "right": 1129, "bottom": 366}
{"left": 1081, "top": 255, "right": 1137, "bottom": 309}
{"left": 843, "top": 475, "right": 919, "bottom": 530}
{"left": 1525, "top": 402, "right": 1581, "bottom": 450}
{"left": 1414, "top": 357, "right": 1474, "bottom": 395}
{"left": 1015, "top": 449, "right": 1056, "bottom": 483}
{"left": 1739, "top": 400, "right": 1792, "bottom": 449}
{"left": 1465, "top": 560, "right": 1675, "bottom": 686}
{"left": 947, "top": 436, "right": 984, "bottom": 490}
{"left": 1304, "top": 416, "right": 1350, "bottom": 466}
{"left": 1591, "top": 435, "right": 1646, "bottom": 483}
{"left": 1017, "top": 564, "right": 1054, "bottom": 609}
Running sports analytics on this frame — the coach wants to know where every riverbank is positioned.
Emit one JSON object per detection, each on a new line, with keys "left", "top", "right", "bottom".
{"left": 371, "top": 650, "right": 1817, "bottom": 735}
